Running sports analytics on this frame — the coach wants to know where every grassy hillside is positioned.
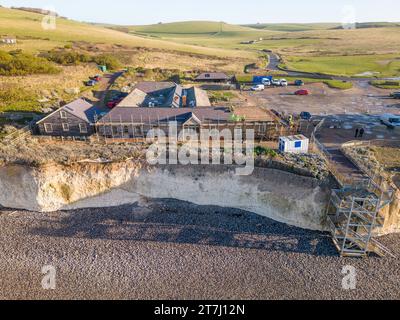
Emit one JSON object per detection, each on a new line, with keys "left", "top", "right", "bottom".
{"left": 335, "top": 22, "right": 400, "bottom": 29}
{"left": 0, "top": 7, "right": 253, "bottom": 58}
{"left": 124, "top": 20, "right": 400, "bottom": 77}
{"left": 0, "top": 8, "right": 262, "bottom": 113}
{"left": 243, "top": 23, "right": 341, "bottom": 32}
{"left": 130, "top": 21, "right": 255, "bottom": 34}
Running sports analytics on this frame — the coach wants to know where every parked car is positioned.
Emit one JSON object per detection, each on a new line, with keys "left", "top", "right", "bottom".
{"left": 262, "top": 79, "right": 271, "bottom": 86}
{"left": 107, "top": 99, "right": 123, "bottom": 109}
{"left": 295, "top": 89, "right": 310, "bottom": 95}
{"left": 93, "top": 75, "right": 102, "bottom": 82}
{"left": 280, "top": 79, "right": 288, "bottom": 87}
{"left": 380, "top": 114, "right": 400, "bottom": 128}
{"left": 300, "top": 112, "right": 312, "bottom": 120}
{"left": 294, "top": 79, "right": 304, "bottom": 86}
{"left": 251, "top": 84, "right": 265, "bottom": 91}
{"left": 86, "top": 80, "right": 97, "bottom": 87}
{"left": 271, "top": 79, "right": 281, "bottom": 86}
{"left": 390, "top": 92, "right": 400, "bottom": 99}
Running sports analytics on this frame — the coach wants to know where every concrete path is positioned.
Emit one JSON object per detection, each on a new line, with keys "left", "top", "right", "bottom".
{"left": 325, "top": 148, "right": 367, "bottom": 185}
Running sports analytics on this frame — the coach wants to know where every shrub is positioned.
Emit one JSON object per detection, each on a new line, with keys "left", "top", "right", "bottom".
{"left": 254, "top": 146, "right": 278, "bottom": 158}
{"left": 44, "top": 49, "right": 91, "bottom": 65}
{"left": 0, "top": 87, "right": 40, "bottom": 112}
{"left": 92, "top": 54, "right": 122, "bottom": 70}
{"left": 0, "top": 50, "right": 60, "bottom": 76}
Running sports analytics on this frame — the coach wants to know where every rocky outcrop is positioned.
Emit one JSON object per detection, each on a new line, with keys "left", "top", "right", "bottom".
{"left": 0, "top": 161, "right": 332, "bottom": 230}
{"left": 380, "top": 190, "right": 400, "bottom": 235}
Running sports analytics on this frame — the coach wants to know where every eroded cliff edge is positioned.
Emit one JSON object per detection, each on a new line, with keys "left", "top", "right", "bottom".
{"left": 0, "top": 161, "right": 333, "bottom": 231}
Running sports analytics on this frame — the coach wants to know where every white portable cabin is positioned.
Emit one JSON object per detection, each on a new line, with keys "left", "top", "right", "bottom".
{"left": 279, "top": 135, "right": 309, "bottom": 154}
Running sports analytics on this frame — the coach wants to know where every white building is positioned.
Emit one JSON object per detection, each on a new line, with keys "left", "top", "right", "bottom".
{"left": 279, "top": 135, "right": 309, "bottom": 154}
{"left": 1, "top": 37, "right": 17, "bottom": 44}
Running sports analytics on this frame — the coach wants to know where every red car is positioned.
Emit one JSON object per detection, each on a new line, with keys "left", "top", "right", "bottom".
{"left": 295, "top": 89, "right": 310, "bottom": 96}
{"left": 107, "top": 99, "right": 122, "bottom": 109}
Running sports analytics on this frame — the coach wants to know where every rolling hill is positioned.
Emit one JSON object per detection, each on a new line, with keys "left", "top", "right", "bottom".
{"left": 243, "top": 23, "right": 341, "bottom": 32}
{"left": 0, "top": 7, "right": 253, "bottom": 58}
{"left": 127, "top": 21, "right": 256, "bottom": 35}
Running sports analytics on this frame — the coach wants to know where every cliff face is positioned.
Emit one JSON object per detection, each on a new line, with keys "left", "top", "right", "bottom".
{"left": 380, "top": 190, "right": 400, "bottom": 235}
{"left": 0, "top": 162, "right": 331, "bottom": 231}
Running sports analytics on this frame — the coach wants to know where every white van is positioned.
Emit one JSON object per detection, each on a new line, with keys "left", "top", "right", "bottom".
{"left": 262, "top": 79, "right": 271, "bottom": 86}
{"left": 271, "top": 79, "right": 281, "bottom": 86}
{"left": 280, "top": 79, "right": 288, "bottom": 87}
{"left": 251, "top": 84, "right": 265, "bottom": 91}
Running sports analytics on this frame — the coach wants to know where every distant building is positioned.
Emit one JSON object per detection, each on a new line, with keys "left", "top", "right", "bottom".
{"left": 1, "top": 37, "right": 17, "bottom": 44}
{"left": 36, "top": 98, "right": 100, "bottom": 137}
{"left": 195, "top": 72, "right": 231, "bottom": 83}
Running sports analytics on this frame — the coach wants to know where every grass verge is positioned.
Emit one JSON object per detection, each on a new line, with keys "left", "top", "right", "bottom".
{"left": 370, "top": 80, "right": 400, "bottom": 89}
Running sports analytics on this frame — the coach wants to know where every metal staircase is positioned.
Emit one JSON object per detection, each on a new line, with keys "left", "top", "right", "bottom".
{"left": 327, "top": 181, "right": 395, "bottom": 257}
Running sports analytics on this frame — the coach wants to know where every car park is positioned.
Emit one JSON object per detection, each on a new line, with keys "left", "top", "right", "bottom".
{"left": 295, "top": 89, "right": 310, "bottom": 95}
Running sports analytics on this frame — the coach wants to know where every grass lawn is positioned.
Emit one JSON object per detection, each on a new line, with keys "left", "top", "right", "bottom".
{"left": 323, "top": 80, "right": 353, "bottom": 89}
{"left": 208, "top": 91, "right": 237, "bottom": 103}
{"left": 371, "top": 146, "right": 400, "bottom": 170}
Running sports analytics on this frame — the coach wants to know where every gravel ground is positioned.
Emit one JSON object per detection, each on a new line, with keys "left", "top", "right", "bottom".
{"left": 0, "top": 199, "right": 399, "bottom": 300}
{"left": 247, "top": 82, "right": 399, "bottom": 117}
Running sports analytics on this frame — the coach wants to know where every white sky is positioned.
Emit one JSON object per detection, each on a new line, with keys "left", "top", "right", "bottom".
{"left": 1, "top": 0, "right": 400, "bottom": 25}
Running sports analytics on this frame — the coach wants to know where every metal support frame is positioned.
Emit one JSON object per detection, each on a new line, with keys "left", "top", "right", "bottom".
{"left": 327, "top": 186, "right": 393, "bottom": 257}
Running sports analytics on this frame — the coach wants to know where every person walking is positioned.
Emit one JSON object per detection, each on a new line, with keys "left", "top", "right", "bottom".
{"left": 355, "top": 128, "right": 359, "bottom": 138}
{"left": 359, "top": 128, "right": 365, "bottom": 138}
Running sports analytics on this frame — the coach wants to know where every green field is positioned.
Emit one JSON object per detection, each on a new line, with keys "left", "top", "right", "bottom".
{"left": 122, "top": 21, "right": 400, "bottom": 77}
{"left": 282, "top": 54, "right": 400, "bottom": 77}
{"left": 242, "top": 23, "right": 341, "bottom": 32}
